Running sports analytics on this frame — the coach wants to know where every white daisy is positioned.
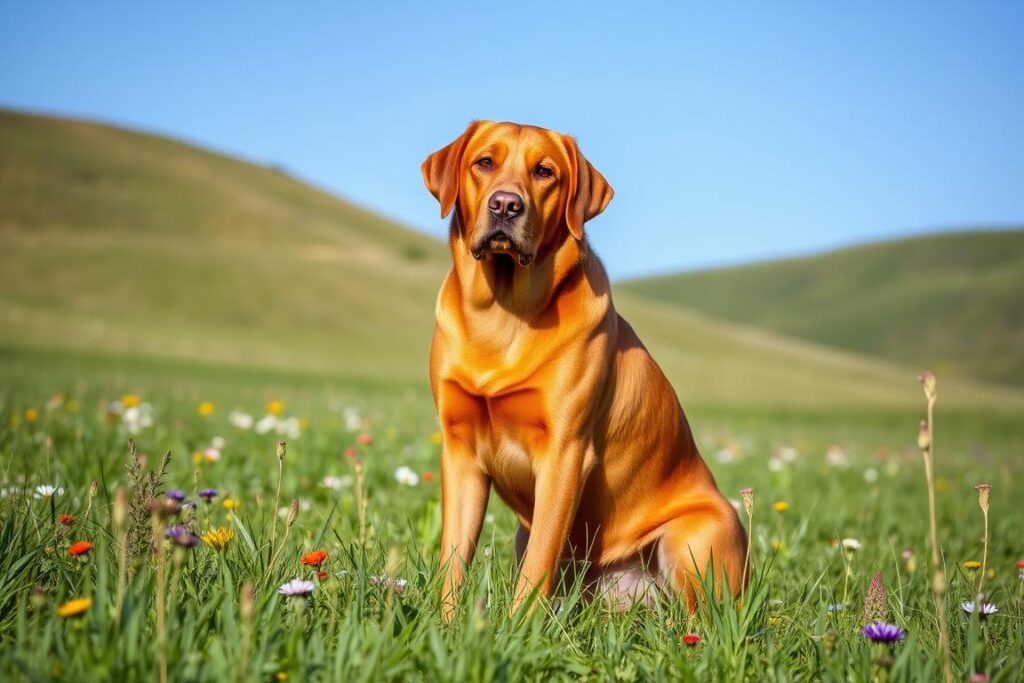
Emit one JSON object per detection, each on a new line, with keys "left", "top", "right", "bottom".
{"left": 255, "top": 415, "right": 277, "bottom": 434}
{"left": 229, "top": 411, "right": 254, "bottom": 430}
{"left": 278, "top": 579, "right": 315, "bottom": 597}
{"left": 394, "top": 466, "right": 419, "bottom": 487}
{"left": 322, "top": 475, "right": 353, "bottom": 491}
{"left": 961, "top": 601, "right": 998, "bottom": 617}
{"left": 34, "top": 484, "right": 64, "bottom": 498}
{"left": 841, "top": 538, "right": 863, "bottom": 552}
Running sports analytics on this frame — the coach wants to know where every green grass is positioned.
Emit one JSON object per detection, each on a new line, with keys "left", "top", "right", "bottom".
{"left": 1, "top": 353, "right": 1023, "bottom": 681}
{"left": 621, "top": 230, "right": 1024, "bottom": 386}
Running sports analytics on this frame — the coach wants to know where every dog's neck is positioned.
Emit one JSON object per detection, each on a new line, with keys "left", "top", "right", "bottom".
{"left": 447, "top": 216, "right": 606, "bottom": 323}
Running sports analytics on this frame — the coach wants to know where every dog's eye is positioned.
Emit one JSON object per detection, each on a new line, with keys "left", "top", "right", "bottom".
{"left": 534, "top": 164, "right": 554, "bottom": 179}
{"left": 475, "top": 157, "right": 493, "bottom": 170}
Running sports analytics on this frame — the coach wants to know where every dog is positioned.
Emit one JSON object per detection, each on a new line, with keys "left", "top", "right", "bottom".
{"left": 421, "top": 121, "right": 746, "bottom": 621}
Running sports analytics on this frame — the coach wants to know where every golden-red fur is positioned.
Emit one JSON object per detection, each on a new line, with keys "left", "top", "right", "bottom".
{"left": 422, "top": 121, "right": 746, "bottom": 620}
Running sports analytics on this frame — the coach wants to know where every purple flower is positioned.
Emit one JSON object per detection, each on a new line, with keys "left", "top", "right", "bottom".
{"left": 961, "top": 601, "right": 998, "bottom": 618}
{"left": 166, "top": 489, "right": 186, "bottom": 502}
{"left": 862, "top": 622, "right": 905, "bottom": 643}
{"left": 198, "top": 488, "right": 218, "bottom": 502}
{"left": 165, "top": 524, "right": 200, "bottom": 548}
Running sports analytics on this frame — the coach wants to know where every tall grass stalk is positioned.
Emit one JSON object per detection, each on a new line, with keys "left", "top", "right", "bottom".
{"left": 918, "top": 371, "right": 953, "bottom": 683}
{"left": 267, "top": 440, "right": 286, "bottom": 567}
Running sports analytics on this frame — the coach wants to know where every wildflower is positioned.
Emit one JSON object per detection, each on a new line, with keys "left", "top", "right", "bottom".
{"left": 970, "top": 674, "right": 991, "bottom": 683}
{"left": 230, "top": 411, "right": 254, "bottom": 430}
{"left": 772, "top": 540, "right": 786, "bottom": 552}
{"left": 267, "top": 400, "right": 284, "bottom": 415}
{"left": 825, "top": 445, "right": 849, "bottom": 468}
{"left": 211, "top": 435, "right": 226, "bottom": 450}
{"left": 422, "top": 471, "right": 435, "bottom": 483}
{"left": 393, "top": 578, "right": 408, "bottom": 594}
{"left": 202, "top": 527, "right": 233, "bottom": 549}
{"left": 841, "top": 538, "right": 863, "bottom": 552}
{"left": 278, "top": 579, "right": 315, "bottom": 597}
{"left": 429, "top": 431, "right": 442, "bottom": 445}
{"left": 862, "top": 622, "right": 905, "bottom": 643}
{"left": 203, "top": 447, "right": 221, "bottom": 463}
{"left": 166, "top": 525, "right": 200, "bottom": 548}
{"left": 344, "top": 407, "right": 362, "bottom": 432}
{"left": 395, "top": 466, "right": 419, "bottom": 487}
{"left": 59, "top": 514, "right": 75, "bottom": 525}
{"left": 961, "top": 602, "right": 998, "bottom": 618}
{"left": 24, "top": 408, "right": 39, "bottom": 423}
{"left": 34, "top": 485, "right": 64, "bottom": 499}
{"left": 357, "top": 433, "right": 373, "bottom": 446}
{"left": 301, "top": 550, "right": 328, "bottom": 567}
{"left": 827, "top": 603, "right": 845, "bottom": 613}
{"left": 682, "top": 634, "right": 701, "bottom": 645}
{"left": 223, "top": 499, "right": 241, "bottom": 510}
{"left": 962, "top": 560, "right": 981, "bottom": 570}
{"left": 322, "top": 475, "right": 352, "bottom": 490}
{"left": 369, "top": 574, "right": 388, "bottom": 586}
{"left": 771, "top": 501, "right": 788, "bottom": 513}
{"left": 197, "top": 401, "right": 215, "bottom": 417}
{"left": 344, "top": 446, "right": 358, "bottom": 459}
{"left": 121, "top": 393, "right": 141, "bottom": 408}
{"left": 68, "top": 541, "right": 93, "bottom": 556}
{"left": 198, "top": 488, "right": 218, "bottom": 502}
{"left": 316, "top": 570, "right": 328, "bottom": 581}
{"left": 166, "top": 489, "right": 186, "bottom": 502}
{"left": 767, "top": 616, "right": 783, "bottom": 625}
{"left": 1017, "top": 559, "right": 1024, "bottom": 581}
{"left": 57, "top": 597, "right": 93, "bottom": 617}
{"left": 974, "top": 482, "right": 991, "bottom": 512}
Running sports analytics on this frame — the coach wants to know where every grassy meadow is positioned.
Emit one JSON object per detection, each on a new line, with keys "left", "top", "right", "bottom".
{"left": 2, "top": 110, "right": 1024, "bottom": 681}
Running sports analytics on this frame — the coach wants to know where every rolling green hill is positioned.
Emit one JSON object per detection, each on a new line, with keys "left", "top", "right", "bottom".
{"left": 621, "top": 231, "right": 1024, "bottom": 387}
{"left": 2, "top": 109, "right": 1021, "bottom": 411}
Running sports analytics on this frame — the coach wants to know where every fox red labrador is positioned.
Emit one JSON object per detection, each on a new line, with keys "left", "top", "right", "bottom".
{"left": 421, "top": 121, "right": 746, "bottom": 620}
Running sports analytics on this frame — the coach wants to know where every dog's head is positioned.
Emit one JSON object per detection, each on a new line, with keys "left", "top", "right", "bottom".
{"left": 421, "top": 121, "right": 613, "bottom": 267}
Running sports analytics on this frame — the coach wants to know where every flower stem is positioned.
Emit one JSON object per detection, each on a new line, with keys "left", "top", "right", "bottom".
{"left": 922, "top": 396, "right": 953, "bottom": 683}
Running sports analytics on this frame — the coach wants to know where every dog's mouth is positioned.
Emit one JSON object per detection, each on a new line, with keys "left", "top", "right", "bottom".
{"left": 471, "top": 229, "right": 535, "bottom": 267}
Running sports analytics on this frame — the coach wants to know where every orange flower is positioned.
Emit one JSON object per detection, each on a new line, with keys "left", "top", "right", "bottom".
{"left": 68, "top": 541, "right": 93, "bottom": 556}
{"left": 422, "top": 471, "right": 435, "bottom": 483}
{"left": 357, "top": 433, "right": 373, "bottom": 446}
{"left": 59, "top": 514, "right": 75, "bottom": 525}
{"left": 57, "top": 597, "right": 93, "bottom": 617}
{"left": 302, "top": 550, "right": 327, "bottom": 567}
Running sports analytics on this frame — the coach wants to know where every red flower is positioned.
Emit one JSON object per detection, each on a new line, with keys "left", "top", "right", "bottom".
{"left": 357, "top": 433, "right": 373, "bottom": 446}
{"left": 317, "top": 570, "right": 328, "bottom": 581}
{"left": 59, "top": 514, "right": 75, "bottom": 525}
{"left": 422, "top": 471, "right": 435, "bottom": 483}
{"left": 68, "top": 541, "right": 93, "bottom": 556}
{"left": 682, "top": 634, "right": 701, "bottom": 646}
{"left": 344, "top": 447, "right": 358, "bottom": 459}
{"left": 302, "top": 550, "right": 328, "bottom": 567}
{"left": 1017, "top": 559, "right": 1024, "bottom": 568}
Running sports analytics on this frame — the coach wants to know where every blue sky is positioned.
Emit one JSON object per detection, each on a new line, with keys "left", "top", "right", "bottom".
{"left": 2, "top": 2, "right": 1021, "bottom": 279}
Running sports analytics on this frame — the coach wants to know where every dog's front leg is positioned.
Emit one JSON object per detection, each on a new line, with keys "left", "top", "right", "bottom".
{"left": 512, "top": 441, "right": 588, "bottom": 614}
{"left": 438, "top": 443, "right": 490, "bottom": 624}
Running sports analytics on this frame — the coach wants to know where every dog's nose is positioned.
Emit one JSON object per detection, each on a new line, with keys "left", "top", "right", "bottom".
{"left": 488, "top": 191, "right": 523, "bottom": 219}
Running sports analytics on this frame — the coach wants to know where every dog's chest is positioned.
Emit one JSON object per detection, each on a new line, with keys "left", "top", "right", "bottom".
{"left": 474, "top": 390, "right": 549, "bottom": 511}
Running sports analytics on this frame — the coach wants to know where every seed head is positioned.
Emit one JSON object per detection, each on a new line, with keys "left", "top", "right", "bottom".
{"left": 917, "top": 420, "right": 931, "bottom": 452}
{"left": 277, "top": 440, "right": 287, "bottom": 461}
{"left": 974, "top": 483, "right": 991, "bottom": 514}
{"left": 740, "top": 487, "right": 754, "bottom": 518}
{"left": 919, "top": 370, "right": 937, "bottom": 402}
{"left": 286, "top": 498, "right": 299, "bottom": 528}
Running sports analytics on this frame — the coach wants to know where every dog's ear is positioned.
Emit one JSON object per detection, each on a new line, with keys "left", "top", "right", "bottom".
{"left": 421, "top": 122, "right": 482, "bottom": 219}
{"left": 563, "top": 136, "right": 613, "bottom": 240}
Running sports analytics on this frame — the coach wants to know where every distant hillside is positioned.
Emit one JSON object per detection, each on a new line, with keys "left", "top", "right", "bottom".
{"left": 2, "top": 109, "right": 1020, "bottom": 410}
{"left": 621, "top": 231, "right": 1024, "bottom": 386}
{"left": 0, "top": 109, "right": 448, "bottom": 381}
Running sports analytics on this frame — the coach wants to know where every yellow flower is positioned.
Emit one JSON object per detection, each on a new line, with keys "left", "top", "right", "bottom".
{"left": 430, "top": 431, "right": 443, "bottom": 445}
{"left": 767, "top": 616, "right": 783, "bottom": 625}
{"left": 223, "top": 499, "right": 241, "bottom": 510}
{"left": 120, "top": 394, "right": 141, "bottom": 408}
{"left": 202, "top": 527, "right": 234, "bottom": 549}
{"left": 197, "top": 402, "right": 215, "bottom": 417}
{"left": 771, "top": 501, "right": 789, "bottom": 513}
{"left": 24, "top": 408, "right": 39, "bottom": 423}
{"left": 772, "top": 540, "right": 786, "bottom": 552}
{"left": 962, "top": 560, "right": 981, "bottom": 570}
{"left": 267, "top": 400, "right": 284, "bottom": 416}
{"left": 275, "top": 673, "right": 289, "bottom": 682}
{"left": 192, "top": 450, "right": 203, "bottom": 465}
{"left": 57, "top": 597, "right": 93, "bottom": 617}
